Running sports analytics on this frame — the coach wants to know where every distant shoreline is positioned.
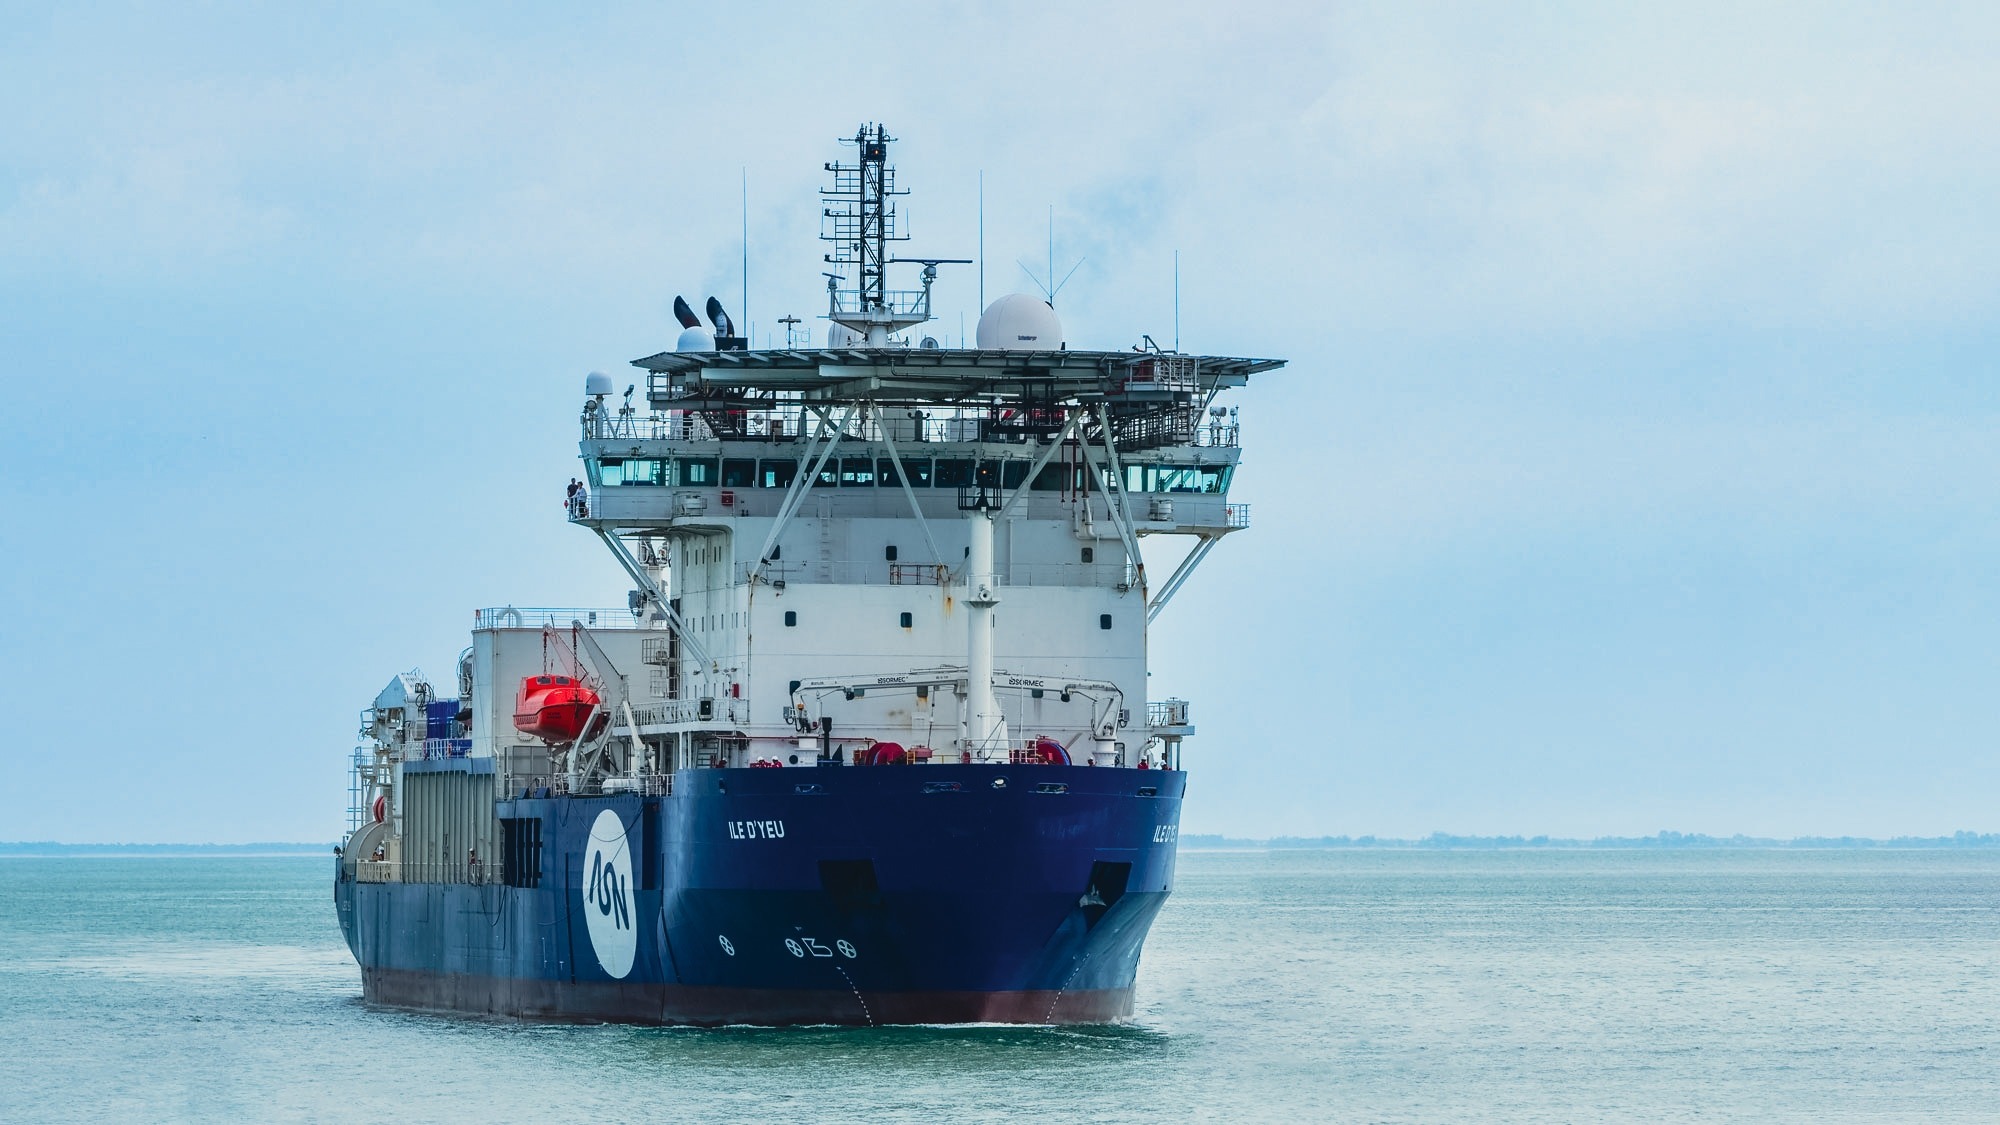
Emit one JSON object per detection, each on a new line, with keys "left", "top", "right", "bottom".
{"left": 4, "top": 831, "right": 1998, "bottom": 857}
{"left": 0, "top": 843, "right": 333, "bottom": 857}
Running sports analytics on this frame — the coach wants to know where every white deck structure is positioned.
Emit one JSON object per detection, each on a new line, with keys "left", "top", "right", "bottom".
{"left": 354, "top": 125, "right": 1283, "bottom": 822}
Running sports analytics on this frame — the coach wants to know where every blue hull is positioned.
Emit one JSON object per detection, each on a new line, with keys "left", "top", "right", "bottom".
{"left": 335, "top": 765, "right": 1184, "bottom": 1025}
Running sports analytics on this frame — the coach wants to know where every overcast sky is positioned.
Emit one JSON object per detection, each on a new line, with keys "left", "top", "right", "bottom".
{"left": 3, "top": 2, "right": 1995, "bottom": 841}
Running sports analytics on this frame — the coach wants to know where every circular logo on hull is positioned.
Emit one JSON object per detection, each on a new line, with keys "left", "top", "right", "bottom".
{"left": 582, "top": 809, "right": 637, "bottom": 979}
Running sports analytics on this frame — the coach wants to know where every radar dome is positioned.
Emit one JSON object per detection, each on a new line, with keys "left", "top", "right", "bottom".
{"left": 975, "top": 293, "right": 1063, "bottom": 351}
{"left": 584, "top": 371, "right": 614, "bottom": 396}
{"left": 676, "top": 326, "right": 716, "bottom": 352}
{"left": 827, "top": 324, "right": 861, "bottom": 347}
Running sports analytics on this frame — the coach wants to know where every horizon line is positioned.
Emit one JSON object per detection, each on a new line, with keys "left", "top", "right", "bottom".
{"left": 6, "top": 830, "right": 2000, "bottom": 854}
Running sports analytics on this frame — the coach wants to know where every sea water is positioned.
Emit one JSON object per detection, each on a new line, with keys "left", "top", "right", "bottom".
{"left": 3, "top": 849, "right": 1996, "bottom": 1123}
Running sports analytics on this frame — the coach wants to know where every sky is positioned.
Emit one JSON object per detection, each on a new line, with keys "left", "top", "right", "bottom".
{"left": 1, "top": 2, "right": 1995, "bottom": 842}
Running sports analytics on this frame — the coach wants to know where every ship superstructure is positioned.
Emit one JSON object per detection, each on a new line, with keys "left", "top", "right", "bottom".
{"left": 335, "top": 125, "right": 1283, "bottom": 1025}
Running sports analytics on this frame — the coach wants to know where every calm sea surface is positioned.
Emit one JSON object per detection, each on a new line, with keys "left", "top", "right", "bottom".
{"left": 3, "top": 850, "right": 1996, "bottom": 1123}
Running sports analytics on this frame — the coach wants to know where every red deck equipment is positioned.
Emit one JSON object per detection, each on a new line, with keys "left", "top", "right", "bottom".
{"left": 512, "top": 675, "right": 601, "bottom": 743}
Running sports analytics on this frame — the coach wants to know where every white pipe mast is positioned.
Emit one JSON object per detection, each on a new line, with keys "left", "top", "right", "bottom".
{"left": 963, "top": 507, "right": 1007, "bottom": 759}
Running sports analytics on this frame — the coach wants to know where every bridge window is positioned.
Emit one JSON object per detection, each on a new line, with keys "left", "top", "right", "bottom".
{"left": 839, "top": 457, "right": 876, "bottom": 487}
{"left": 758, "top": 459, "right": 797, "bottom": 488}
{"left": 1104, "top": 465, "right": 1145, "bottom": 493}
{"left": 1030, "top": 463, "right": 1077, "bottom": 491}
{"left": 977, "top": 461, "right": 1028, "bottom": 489}
{"left": 893, "top": 457, "right": 932, "bottom": 487}
{"left": 1154, "top": 466, "right": 1203, "bottom": 493}
{"left": 875, "top": 458, "right": 901, "bottom": 488}
{"left": 603, "top": 459, "right": 666, "bottom": 486}
{"left": 934, "top": 459, "right": 975, "bottom": 488}
{"left": 678, "top": 458, "right": 719, "bottom": 487}
{"left": 722, "top": 459, "right": 757, "bottom": 488}
{"left": 814, "top": 459, "right": 839, "bottom": 487}
{"left": 1199, "top": 466, "right": 1231, "bottom": 493}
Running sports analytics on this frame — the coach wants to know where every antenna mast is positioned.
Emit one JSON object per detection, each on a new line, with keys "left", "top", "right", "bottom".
{"left": 741, "top": 167, "right": 748, "bottom": 341}
{"left": 820, "top": 124, "right": 968, "bottom": 346}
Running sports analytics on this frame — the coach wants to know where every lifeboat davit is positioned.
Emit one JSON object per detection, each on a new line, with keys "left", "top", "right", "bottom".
{"left": 512, "top": 675, "right": 601, "bottom": 742}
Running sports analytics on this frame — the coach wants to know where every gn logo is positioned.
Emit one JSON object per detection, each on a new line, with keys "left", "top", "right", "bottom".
{"left": 586, "top": 848, "right": 631, "bottom": 930}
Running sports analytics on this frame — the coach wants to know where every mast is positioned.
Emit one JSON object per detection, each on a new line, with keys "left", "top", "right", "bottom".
{"left": 820, "top": 124, "right": 966, "bottom": 345}
{"left": 569, "top": 124, "right": 1282, "bottom": 780}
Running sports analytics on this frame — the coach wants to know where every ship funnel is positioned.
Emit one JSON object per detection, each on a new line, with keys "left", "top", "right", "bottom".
{"left": 673, "top": 293, "right": 716, "bottom": 350}
{"left": 706, "top": 297, "right": 746, "bottom": 350}
{"left": 705, "top": 297, "right": 735, "bottom": 336}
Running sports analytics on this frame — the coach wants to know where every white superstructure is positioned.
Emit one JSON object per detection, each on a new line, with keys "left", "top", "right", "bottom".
{"left": 362, "top": 124, "right": 1282, "bottom": 815}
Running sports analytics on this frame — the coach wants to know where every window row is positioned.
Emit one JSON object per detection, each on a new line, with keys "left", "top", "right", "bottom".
{"left": 596, "top": 457, "right": 1231, "bottom": 494}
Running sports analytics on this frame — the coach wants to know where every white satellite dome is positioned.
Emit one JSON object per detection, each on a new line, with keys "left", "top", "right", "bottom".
{"left": 827, "top": 324, "right": 861, "bottom": 347}
{"left": 676, "top": 326, "right": 716, "bottom": 352}
{"left": 976, "top": 293, "right": 1063, "bottom": 351}
{"left": 584, "top": 371, "right": 614, "bottom": 396}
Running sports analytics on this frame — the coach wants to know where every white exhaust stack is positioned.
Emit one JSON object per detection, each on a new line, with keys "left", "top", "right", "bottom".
{"left": 963, "top": 507, "right": 1007, "bottom": 759}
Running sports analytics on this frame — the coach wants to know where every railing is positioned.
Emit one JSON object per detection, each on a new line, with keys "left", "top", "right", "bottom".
{"left": 504, "top": 771, "right": 674, "bottom": 798}
{"left": 626, "top": 697, "right": 753, "bottom": 728}
{"left": 1005, "top": 562, "right": 1138, "bottom": 588}
{"left": 889, "top": 563, "right": 951, "bottom": 586}
{"left": 474, "top": 607, "right": 647, "bottom": 630}
{"left": 354, "top": 860, "right": 398, "bottom": 883}
{"left": 590, "top": 408, "right": 1064, "bottom": 448}
{"left": 742, "top": 560, "right": 1133, "bottom": 588}
{"left": 1194, "top": 419, "right": 1241, "bottom": 448}
{"left": 1148, "top": 699, "right": 1192, "bottom": 728}
{"left": 1226, "top": 504, "right": 1251, "bottom": 529}
{"left": 418, "top": 738, "right": 471, "bottom": 760}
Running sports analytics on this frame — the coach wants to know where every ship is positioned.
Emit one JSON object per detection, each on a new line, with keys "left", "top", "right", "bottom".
{"left": 333, "top": 124, "right": 1284, "bottom": 1025}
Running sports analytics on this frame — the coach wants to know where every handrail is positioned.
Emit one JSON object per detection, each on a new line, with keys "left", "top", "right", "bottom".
{"left": 626, "top": 697, "right": 753, "bottom": 728}
{"left": 473, "top": 607, "right": 647, "bottom": 630}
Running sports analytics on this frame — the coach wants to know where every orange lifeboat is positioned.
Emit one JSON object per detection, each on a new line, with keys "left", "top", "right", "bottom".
{"left": 512, "top": 675, "right": 601, "bottom": 742}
